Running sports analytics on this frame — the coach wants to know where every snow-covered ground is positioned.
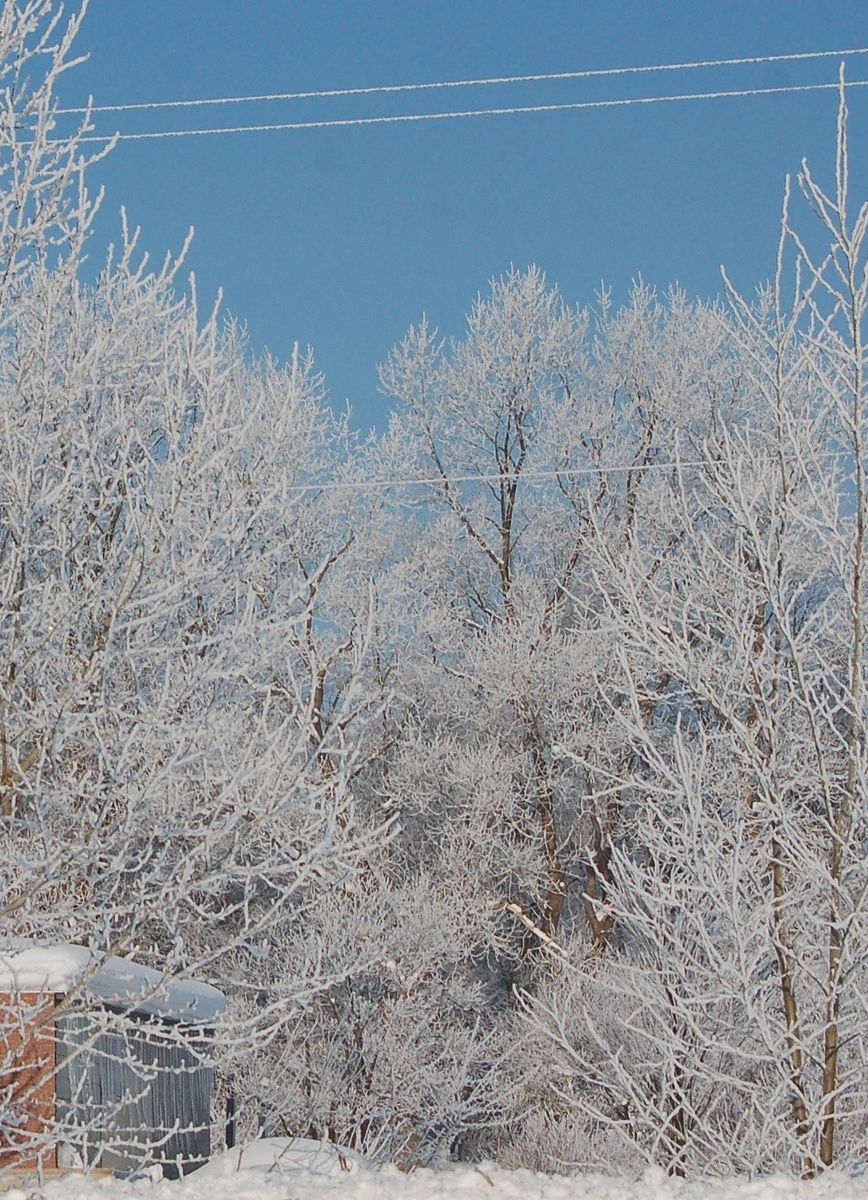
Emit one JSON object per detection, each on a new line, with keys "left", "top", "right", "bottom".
{"left": 4, "top": 1140, "right": 868, "bottom": 1200}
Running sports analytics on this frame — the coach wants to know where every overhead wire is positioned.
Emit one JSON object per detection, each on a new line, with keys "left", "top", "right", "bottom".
{"left": 66, "top": 78, "right": 868, "bottom": 143}
{"left": 279, "top": 449, "right": 853, "bottom": 497}
{"left": 34, "top": 52, "right": 866, "bottom": 497}
{"left": 57, "top": 45, "right": 868, "bottom": 116}
{"left": 47, "top": 55, "right": 865, "bottom": 495}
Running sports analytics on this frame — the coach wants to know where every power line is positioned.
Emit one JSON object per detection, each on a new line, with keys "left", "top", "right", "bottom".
{"left": 58, "top": 46, "right": 868, "bottom": 116}
{"left": 281, "top": 450, "right": 851, "bottom": 498}
{"left": 0, "top": 443, "right": 850, "bottom": 501}
{"left": 69, "top": 78, "right": 868, "bottom": 143}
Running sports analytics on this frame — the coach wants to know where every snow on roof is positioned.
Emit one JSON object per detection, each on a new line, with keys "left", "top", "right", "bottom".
{"left": 0, "top": 941, "right": 226, "bottom": 1024}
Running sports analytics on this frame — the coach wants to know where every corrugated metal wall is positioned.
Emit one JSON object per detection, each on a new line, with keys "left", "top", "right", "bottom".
{"left": 55, "top": 1010, "right": 213, "bottom": 1178}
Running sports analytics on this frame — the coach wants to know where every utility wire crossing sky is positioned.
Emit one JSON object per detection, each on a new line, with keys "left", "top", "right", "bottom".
{"left": 60, "top": 44, "right": 868, "bottom": 115}
{"left": 59, "top": 46, "right": 868, "bottom": 144}
{"left": 67, "top": 78, "right": 868, "bottom": 143}
{"left": 258, "top": 449, "right": 855, "bottom": 498}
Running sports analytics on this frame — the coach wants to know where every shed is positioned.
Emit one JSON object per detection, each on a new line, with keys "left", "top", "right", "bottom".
{"left": 0, "top": 942, "right": 225, "bottom": 1177}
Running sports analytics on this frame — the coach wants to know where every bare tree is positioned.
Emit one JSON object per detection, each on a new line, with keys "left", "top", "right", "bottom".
{"left": 521, "top": 76, "right": 868, "bottom": 1178}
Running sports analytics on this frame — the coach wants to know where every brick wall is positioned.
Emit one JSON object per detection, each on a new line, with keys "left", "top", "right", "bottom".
{"left": 0, "top": 992, "right": 57, "bottom": 1170}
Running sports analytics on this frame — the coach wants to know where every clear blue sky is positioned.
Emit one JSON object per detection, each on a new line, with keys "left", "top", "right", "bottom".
{"left": 58, "top": 2, "right": 868, "bottom": 430}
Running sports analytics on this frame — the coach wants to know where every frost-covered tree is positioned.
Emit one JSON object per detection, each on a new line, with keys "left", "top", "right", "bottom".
{"left": 257, "top": 267, "right": 742, "bottom": 1166}
{"left": 521, "top": 77, "right": 868, "bottom": 1179}
{"left": 0, "top": 1, "right": 385, "bottom": 1169}
{"left": 289, "top": 87, "right": 868, "bottom": 1177}
{"left": 4, "top": 2, "right": 868, "bottom": 1183}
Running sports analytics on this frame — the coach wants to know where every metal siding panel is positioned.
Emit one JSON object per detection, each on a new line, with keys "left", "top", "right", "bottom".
{"left": 55, "top": 1009, "right": 212, "bottom": 1176}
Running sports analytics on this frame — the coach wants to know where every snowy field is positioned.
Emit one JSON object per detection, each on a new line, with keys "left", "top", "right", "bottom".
{"left": 5, "top": 1142, "right": 868, "bottom": 1200}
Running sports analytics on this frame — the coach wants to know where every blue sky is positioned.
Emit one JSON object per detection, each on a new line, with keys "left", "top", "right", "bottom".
{"left": 58, "top": 2, "right": 868, "bottom": 430}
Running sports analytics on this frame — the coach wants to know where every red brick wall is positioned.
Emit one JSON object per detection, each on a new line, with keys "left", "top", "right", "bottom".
{"left": 0, "top": 992, "right": 57, "bottom": 1170}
